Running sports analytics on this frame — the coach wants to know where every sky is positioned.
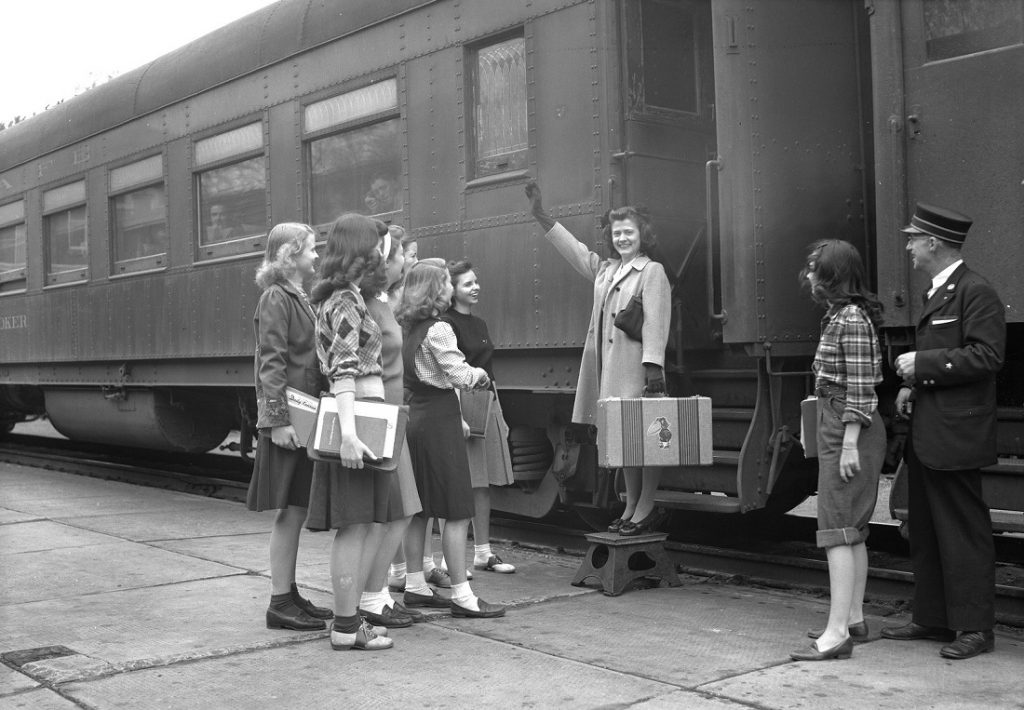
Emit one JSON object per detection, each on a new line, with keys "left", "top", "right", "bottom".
{"left": 1, "top": 0, "right": 281, "bottom": 125}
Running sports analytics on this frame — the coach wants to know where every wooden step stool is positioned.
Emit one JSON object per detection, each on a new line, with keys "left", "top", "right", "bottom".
{"left": 571, "top": 531, "right": 680, "bottom": 596}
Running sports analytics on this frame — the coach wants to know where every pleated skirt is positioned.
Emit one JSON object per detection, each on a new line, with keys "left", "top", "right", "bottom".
{"left": 466, "top": 392, "right": 514, "bottom": 488}
{"left": 246, "top": 434, "right": 313, "bottom": 511}
{"left": 406, "top": 387, "right": 475, "bottom": 520}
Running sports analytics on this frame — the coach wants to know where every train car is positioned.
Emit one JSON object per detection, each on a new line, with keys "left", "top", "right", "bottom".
{"left": 1, "top": 0, "right": 1021, "bottom": 530}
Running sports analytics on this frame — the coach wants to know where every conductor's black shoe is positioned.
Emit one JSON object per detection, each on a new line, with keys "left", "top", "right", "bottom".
{"left": 450, "top": 598, "right": 506, "bottom": 618}
{"left": 880, "top": 622, "right": 955, "bottom": 642}
{"left": 404, "top": 589, "right": 450, "bottom": 608}
{"left": 290, "top": 583, "right": 333, "bottom": 620}
{"left": 266, "top": 603, "right": 327, "bottom": 631}
{"left": 940, "top": 630, "right": 995, "bottom": 660}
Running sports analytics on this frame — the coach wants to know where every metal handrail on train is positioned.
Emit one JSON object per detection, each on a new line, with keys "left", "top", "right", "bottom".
{"left": 705, "top": 157, "right": 726, "bottom": 324}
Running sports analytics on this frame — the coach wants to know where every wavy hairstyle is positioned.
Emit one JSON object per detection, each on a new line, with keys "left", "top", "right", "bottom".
{"left": 395, "top": 258, "right": 451, "bottom": 327}
{"left": 254, "top": 222, "right": 315, "bottom": 290}
{"left": 309, "top": 213, "right": 387, "bottom": 305}
{"left": 799, "top": 239, "right": 884, "bottom": 328}
{"left": 601, "top": 205, "right": 659, "bottom": 261}
{"left": 447, "top": 259, "right": 474, "bottom": 308}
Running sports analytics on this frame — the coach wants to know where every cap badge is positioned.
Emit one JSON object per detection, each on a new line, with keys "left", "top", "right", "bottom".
{"left": 945, "top": 362, "right": 953, "bottom": 370}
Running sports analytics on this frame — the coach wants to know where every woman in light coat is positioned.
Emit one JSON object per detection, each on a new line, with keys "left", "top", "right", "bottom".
{"left": 526, "top": 181, "right": 672, "bottom": 535}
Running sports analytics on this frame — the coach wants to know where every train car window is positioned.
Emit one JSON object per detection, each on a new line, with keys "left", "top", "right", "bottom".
{"left": 923, "top": 0, "right": 1023, "bottom": 61}
{"left": 42, "top": 180, "right": 88, "bottom": 286}
{"left": 194, "top": 122, "right": 267, "bottom": 260}
{"left": 0, "top": 199, "right": 27, "bottom": 292}
{"left": 110, "top": 155, "right": 167, "bottom": 275}
{"left": 468, "top": 35, "right": 528, "bottom": 179}
{"left": 628, "top": 0, "right": 700, "bottom": 117}
{"left": 304, "top": 79, "right": 401, "bottom": 225}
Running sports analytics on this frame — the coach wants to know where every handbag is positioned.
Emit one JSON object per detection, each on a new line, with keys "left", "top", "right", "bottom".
{"left": 460, "top": 384, "right": 494, "bottom": 439}
{"left": 305, "top": 394, "right": 407, "bottom": 472}
{"left": 613, "top": 293, "right": 644, "bottom": 341}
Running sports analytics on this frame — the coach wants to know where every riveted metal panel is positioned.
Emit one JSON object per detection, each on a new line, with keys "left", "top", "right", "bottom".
{"left": 712, "top": 0, "right": 870, "bottom": 348}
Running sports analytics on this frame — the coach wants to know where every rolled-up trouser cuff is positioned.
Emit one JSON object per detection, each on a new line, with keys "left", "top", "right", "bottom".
{"left": 816, "top": 526, "right": 869, "bottom": 549}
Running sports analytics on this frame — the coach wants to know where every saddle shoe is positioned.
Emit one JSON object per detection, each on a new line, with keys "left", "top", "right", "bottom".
{"left": 880, "top": 622, "right": 956, "bottom": 643}
{"left": 474, "top": 554, "right": 516, "bottom": 574}
{"left": 808, "top": 620, "right": 869, "bottom": 641}
{"left": 790, "top": 637, "right": 854, "bottom": 662}
{"left": 425, "top": 568, "right": 453, "bottom": 588}
{"left": 940, "top": 630, "right": 995, "bottom": 660}
{"left": 330, "top": 620, "right": 393, "bottom": 651}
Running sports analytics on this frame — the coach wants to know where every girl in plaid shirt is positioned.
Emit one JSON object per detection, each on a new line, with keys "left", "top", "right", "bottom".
{"left": 792, "top": 240, "right": 885, "bottom": 662}
{"left": 305, "top": 213, "right": 393, "bottom": 651}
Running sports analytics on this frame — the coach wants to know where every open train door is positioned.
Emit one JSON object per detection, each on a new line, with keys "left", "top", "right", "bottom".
{"left": 872, "top": 0, "right": 1024, "bottom": 326}
{"left": 705, "top": 0, "right": 872, "bottom": 512}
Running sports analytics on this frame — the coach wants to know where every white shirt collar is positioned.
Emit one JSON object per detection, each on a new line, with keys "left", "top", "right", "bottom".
{"left": 929, "top": 259, "right": 963, "bottom": 298}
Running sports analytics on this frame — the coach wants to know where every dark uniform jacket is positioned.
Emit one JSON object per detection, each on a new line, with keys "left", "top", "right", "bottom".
{"left": 253, "top": 280, "right": 324, "bottom": 430}
{"left": 910, "top": 263, "right": 1005, "bottom": 470}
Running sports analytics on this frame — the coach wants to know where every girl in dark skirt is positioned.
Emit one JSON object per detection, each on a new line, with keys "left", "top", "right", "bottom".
{"left": 247, "top": 222, "right": 333, "bottom": 631}
{"left": 396, "top": 258, "right": 506, "bottom": 618}
{"left": 306, "top": 214, "right": 394, "bottom": 651}
{"left": 791, "top": 240, "right": 885, "bottom": 662}
{"left": 441, "top": 260, "right": 516, "bottom": 575}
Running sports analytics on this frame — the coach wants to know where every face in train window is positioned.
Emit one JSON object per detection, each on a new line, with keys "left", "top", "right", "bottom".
{"left": 924, "top": 0, "right": 1023, "bottom": 61}
{"left": 197, "top": 157, "right": 267, "bottom": 244}
{"left": 112, "top": 186, "right": 168, "bottom": 261}
{"left": 308, "top": 118, "right": 402, "bottom": 225}
{"left": 194, "top": 122, "right": 268, "bottom": 250}
{"left": 469, "top": 35, "right": 528, "bottom": 178}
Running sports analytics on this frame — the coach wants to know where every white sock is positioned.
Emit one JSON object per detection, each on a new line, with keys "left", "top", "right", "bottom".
{"left": 359, "top": 591, "right": 387, "bottom": 614}
{"left": 406, "top": 571, "right": 430, "bottom": 596}
{"left": 388, "top": 562, "right": 406, "bottom": 579}
{"left": 422, "top": 556, "right": 436, "bottom": 574}
{"left": 474, "top": 544, "right": 492, "bottom": 563}
{"left": 439, "top": 556, "right": 449, "bottom": 573}
{"left": 450, "top": 581, "right": 479, "bottom": 612}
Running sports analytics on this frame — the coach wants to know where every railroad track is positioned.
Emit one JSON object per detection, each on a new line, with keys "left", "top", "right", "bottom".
{"left": 4, "top": 436, "right": 1022, "bottom": 628}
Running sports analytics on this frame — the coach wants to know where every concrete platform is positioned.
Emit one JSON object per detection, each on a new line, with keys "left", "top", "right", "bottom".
{"left": 2, "top": 463, "right": 1022, "bottom": 709}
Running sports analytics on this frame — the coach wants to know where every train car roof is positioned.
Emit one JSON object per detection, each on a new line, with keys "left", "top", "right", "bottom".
{"left": 0, "top": 0, "right": 430, "bottom": 172}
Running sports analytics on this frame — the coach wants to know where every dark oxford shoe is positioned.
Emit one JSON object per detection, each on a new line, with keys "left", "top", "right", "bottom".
{"left": 450, "top": 598, "right": 506, "bottom": 619}
{"left": 404, "top": 589, "right": 451, "bottom": 608}
{"left": 940, "top": 630, "right": 995, "bottom": 660}
{"left": 358, "top": 605, "right": 413, "bottom": 628}
{"left": 880, "top": 622, "right": 955, "bottom": 642}
{"left": 266, "top": 603, "right": 326, "bottom": 631}
{"left": 291, "top": 583, "right": 333, "bottom": 620}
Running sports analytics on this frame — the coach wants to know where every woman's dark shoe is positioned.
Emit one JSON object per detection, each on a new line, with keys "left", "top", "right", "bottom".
{"left": 450, "top": 598, "right": 506, "bottom": 618}
{"left": 391, "top": 600, "right": 425, "bottom": 623}
{"left": 404, "top": 589, "right": 451, "bottom": 608}
{"left": 619, "top": 509, "right": 667, "bottom": 537}
{"left": 266, "top": 601, "right": 326, "bottom": 631}
{"left": 607, "top": 518, "right": 625, "bottom": 534}
{"left": 357, "top": 605, "right": 413, "bottom": 628}
{"left": 290, "top": 583, "right": 333, "bottom": 620}
{"left": 790, "top": 637, "right": 853, "bottom": 661}
{"left": 807, "top": 620, "right": 869, "bottom": 641}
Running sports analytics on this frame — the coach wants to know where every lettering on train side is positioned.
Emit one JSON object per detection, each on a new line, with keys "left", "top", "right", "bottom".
{"left": 0, "top": 315, "right": 28, "bottom": 330}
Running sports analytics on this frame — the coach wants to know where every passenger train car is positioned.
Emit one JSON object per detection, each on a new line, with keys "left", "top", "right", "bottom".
{"left": 1, "top": 0, "right": 1022, "bottom": 529}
